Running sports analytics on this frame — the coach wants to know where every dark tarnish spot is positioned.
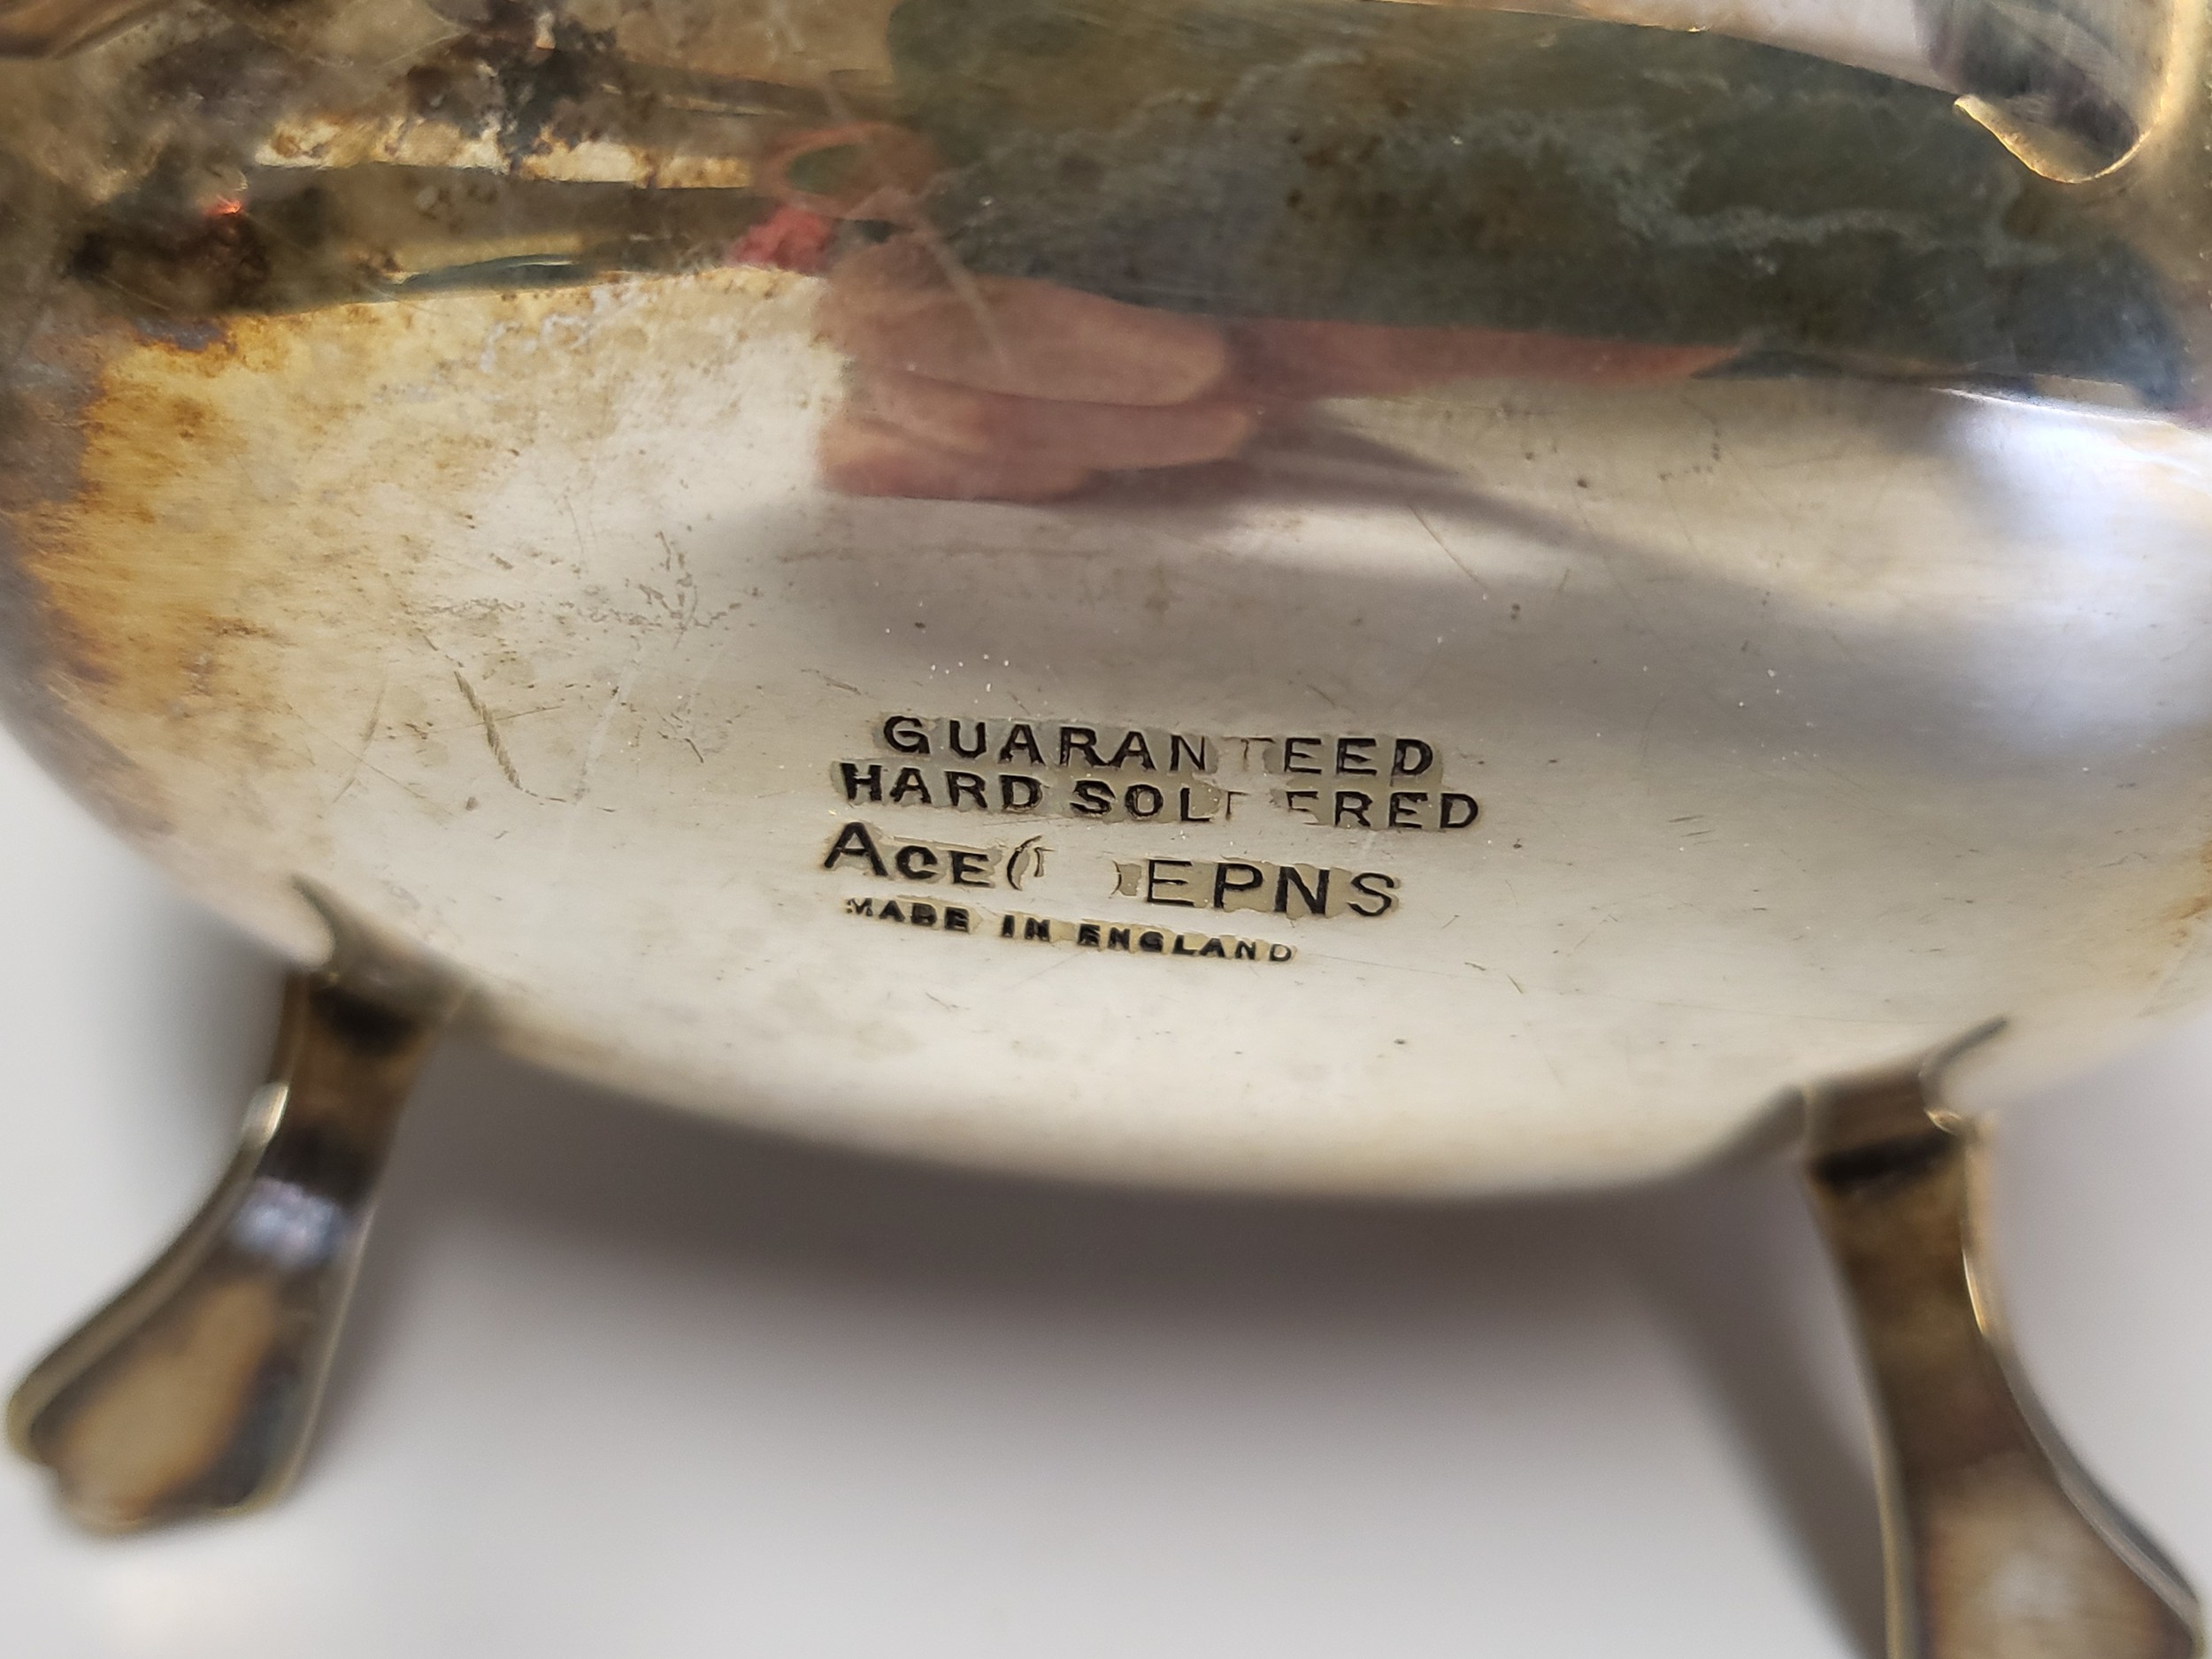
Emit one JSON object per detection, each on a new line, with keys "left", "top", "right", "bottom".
{"left": 130, "top": 317, "right": 233, "bottom": 354}
{"left": 1809, "top": 1129, "right": 1948, "bottom": 1194}
{"left": 0, "top": 266, "right": 808, "bottom": 874}
{"left": 70, "top": 203, "right": 274, "bottom": 318}
{"left": 396, "top": 0, "right": 619, "bottom": 171}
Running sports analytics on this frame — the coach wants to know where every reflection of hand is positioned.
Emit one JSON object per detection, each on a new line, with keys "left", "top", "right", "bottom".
{"left": 817, "top": 233, "right": 1733, "bottom": 501}
{"left": 818, "top": 236, "right": 1256, "bottom": 501}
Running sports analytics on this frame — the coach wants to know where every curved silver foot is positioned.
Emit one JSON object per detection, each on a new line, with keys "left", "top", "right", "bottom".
{"left": 8, "top": 938, "right": 456, "bottom": 1532}
{"left": 1803, "top": 1032, "right": 2203, "bottom": 1659}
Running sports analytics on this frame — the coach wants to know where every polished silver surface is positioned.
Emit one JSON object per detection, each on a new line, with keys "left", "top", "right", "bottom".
{"left": 5, "top": 0, "right": 2212, "bottom": 1188}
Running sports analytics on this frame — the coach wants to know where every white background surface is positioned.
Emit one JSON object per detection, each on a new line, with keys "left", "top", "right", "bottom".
{"left": 0, "top": 725, "right": 2203, "bottom": 1659}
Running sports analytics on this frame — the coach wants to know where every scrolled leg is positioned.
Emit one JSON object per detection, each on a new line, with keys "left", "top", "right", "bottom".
{"left": 7, "top": 924, "right": 457, "bottom": 1532}
{"left": 1803, "top": 1030, "right": 2202, "bottom": 1659}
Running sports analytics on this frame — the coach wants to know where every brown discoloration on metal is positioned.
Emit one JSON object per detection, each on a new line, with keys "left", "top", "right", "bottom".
{"left": 0, "top": 263, "right": 817, "bottom": 958}
{"left": 0, "top": 288, "right": 453, "bottom": 910}
{"left": 5, "top": 0, "right": 2212, "bottom": 1208}
{"left": 0, "top": 290, "right": 180, "bottom": 834}
{"left": 2164, "top": 836, "right": 2212, "bottom": 928}
{"left": 10, "top": 289, "right": 543, "bottom": 735}
{"left": 21, "top": 322, "right": 267, "bottom": 710}
{"left": 4, "top": 309, "right": 304, "bottom": 815}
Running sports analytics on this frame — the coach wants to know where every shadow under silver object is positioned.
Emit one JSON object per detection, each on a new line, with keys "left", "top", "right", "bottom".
{"left": 0, "top": 0, "right": 2202, "bottom": 1648}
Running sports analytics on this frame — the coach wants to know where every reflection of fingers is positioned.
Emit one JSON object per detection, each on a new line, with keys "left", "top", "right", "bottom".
{"left": 1233, "top": 319, "right": 1735, "bottom": 401}
{"left": 821, "top": 238, "right": 1230, "bottom": 405}
{"left": 818, "top": 410, "right": 1093, "bottom": 501}
{"left": 859, "top": 369, "right": 1256, "bottom": 471}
